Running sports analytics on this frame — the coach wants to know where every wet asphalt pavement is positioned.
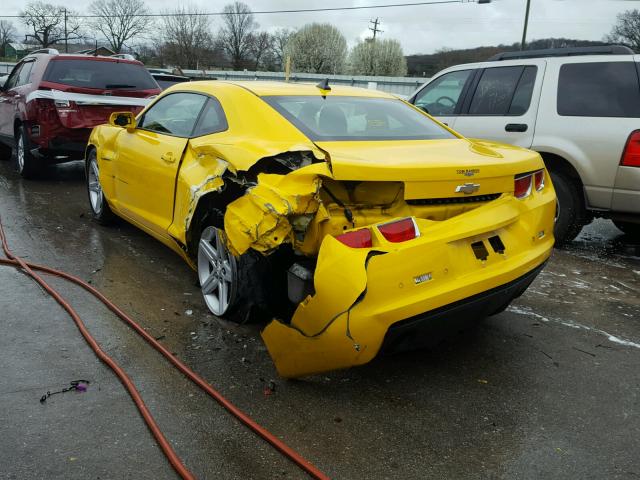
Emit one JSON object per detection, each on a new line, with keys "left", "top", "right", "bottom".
{"left": 0, "top": 159, "right": 638, "bottom": 480}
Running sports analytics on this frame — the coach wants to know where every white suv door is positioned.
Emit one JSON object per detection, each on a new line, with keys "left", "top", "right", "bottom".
{"left": 410, "top": 68, "right": 475, "bottom": 129}
{"left": 451, "top": 59, "right": 546, "bottom": 148}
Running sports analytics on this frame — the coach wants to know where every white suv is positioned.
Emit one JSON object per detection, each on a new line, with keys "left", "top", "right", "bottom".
{"left": 408, "top": 45, "right": 640, "bottom": 244}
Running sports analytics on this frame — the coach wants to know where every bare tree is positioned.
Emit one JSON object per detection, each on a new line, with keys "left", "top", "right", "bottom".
{"left": 248, "top": 31, "right": 273, "bottom": 70}
{"left": 0, "top": 20, "right": 16, "bottom": 55}
{"left": 219, "top": 2, "right": 257, "bottom": 70}
{"left": 606, "top": 9, "right": 640, "bottom": 51}
{"left": 89, "top": 0, "right": 152, "bottom": 53}
{"left": 349, "top": 38, "right": 407, "bottom": 76}
{"left": 272, "top": 28, "right": 294, "bottom": 70}
{"left": 21, "top": 2, "right": 82, "bottom": 48}
{"left": 163, "top": 6, "right": 213, "bottom": 69}
{"left": 286, "top": 23, "right": 347, "bottom": 74}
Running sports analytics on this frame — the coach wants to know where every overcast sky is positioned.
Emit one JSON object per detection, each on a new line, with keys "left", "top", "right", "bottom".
{"left": 1, "top": 0, "right": 632, "bottom": 54}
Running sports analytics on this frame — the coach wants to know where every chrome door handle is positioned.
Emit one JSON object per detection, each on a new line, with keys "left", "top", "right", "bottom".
{"left": 161, "top": 152, "right": 175, "bottom": 163}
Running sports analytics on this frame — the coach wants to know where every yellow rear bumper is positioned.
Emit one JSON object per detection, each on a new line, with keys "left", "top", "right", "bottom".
{"left": 262, "top": 187, "right": 555, "bottom": 378}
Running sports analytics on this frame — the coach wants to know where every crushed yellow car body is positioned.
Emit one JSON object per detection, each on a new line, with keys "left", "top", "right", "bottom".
{"left": 86, "top": 81, "right": 555, "bottom": 378}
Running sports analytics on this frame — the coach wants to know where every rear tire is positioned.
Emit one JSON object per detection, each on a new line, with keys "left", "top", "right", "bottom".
{"left": 0, "top": 142, "right": 11, "bottom": 161}
{"left": 86, "top": 148, "right": 115, "bottom": 225}
{"left": 14, "top": 126, "right": 42, "bottom": 178}
{"left": 197, "top": 223, "right": 268, "bottom": 322}
{"left": 550, "top": 169, "right": 588, "bottom": 246}
{"left": 613, "top": 220, "right": 640, "bottom": 238}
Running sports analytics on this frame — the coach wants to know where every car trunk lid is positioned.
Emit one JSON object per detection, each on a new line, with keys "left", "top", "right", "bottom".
{"left": 315, "top": 138, "right": 542, "bottom": 200}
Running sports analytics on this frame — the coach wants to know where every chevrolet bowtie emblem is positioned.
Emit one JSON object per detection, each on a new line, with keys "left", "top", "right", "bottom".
{"left": 455, "top": 183, "right": 480, "bottom": 194}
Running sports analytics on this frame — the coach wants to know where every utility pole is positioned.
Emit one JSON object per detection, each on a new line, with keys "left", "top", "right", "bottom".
{"left": 369, "top": 18, "right": 383, "bottom": 40}
{"left": 63, "top": 8, "right": 68, "bottom": 53}
{"left": 520, "top": 0, "right": 531, "bottom": 51}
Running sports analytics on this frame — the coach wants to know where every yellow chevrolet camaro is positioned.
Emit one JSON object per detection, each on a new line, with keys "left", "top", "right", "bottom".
{"left": 85, "top": 80, "right": 555, "bottom": 378}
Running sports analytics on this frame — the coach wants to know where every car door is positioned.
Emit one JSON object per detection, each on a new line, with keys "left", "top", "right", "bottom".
{"left": 452, "top": 60, "right": 545, "bottom": 147}
{"left": 0, "top": 62, "right": 25, "bottom": 139}
{"left": 112, "top": 92, "right": 208, "bottom": 237}
{"left": 409, "top": 68, "right": 475, "bottom": 129}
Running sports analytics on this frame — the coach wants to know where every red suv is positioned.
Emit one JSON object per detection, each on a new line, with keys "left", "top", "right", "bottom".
{"left": 0, "top": 49, "right": 160, "bottom": 177}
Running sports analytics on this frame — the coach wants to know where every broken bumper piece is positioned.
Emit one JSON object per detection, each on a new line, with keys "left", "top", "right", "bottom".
{"left": 262, "top": 193, "right": 555, "bottom": 378}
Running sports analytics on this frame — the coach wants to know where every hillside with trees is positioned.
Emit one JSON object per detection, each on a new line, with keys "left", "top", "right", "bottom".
{"left": 407, "top": 38, "right": 612, "bottom": 77}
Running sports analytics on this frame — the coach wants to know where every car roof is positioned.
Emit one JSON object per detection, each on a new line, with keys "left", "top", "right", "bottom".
{"left": 24, "top": 52, "right": 144, "bottom": 65}
{"left": 170, "top": 80, "right": 395, "bottom": 98}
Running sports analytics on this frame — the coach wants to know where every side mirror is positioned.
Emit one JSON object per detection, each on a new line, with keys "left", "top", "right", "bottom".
{"left": 109, "top": 112, "right": 135, "bottom": 131}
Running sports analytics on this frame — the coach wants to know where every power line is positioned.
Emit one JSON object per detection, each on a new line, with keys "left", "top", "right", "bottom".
{"left": 0, "top": 1, "right": 481, "bottom": 19}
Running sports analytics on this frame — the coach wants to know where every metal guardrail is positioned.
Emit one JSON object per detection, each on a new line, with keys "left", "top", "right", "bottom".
{"left": 179, "top": 69, "right": 429, "bottom": 96}
{"left": 0, "top": 61, "right": 429, "bottom": 96}
{"left": 0, "top": 62, "right": 15, "bottom": 74}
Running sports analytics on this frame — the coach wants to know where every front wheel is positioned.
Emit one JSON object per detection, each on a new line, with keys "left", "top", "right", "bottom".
{"left": 86, "top": 149, "right": 115, "bottom": 225}
{"left": 613, "top": 220, "right": 640, "bottom": 239}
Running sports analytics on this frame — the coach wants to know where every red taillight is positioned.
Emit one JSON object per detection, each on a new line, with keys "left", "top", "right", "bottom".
{"left": 534, "top": 170, "right": 545, "bottom": 191}
{"left": 378, "top": 217, "right": 419, "bottom": 243}
{"left": 621, "top": 130, "right": 640, "bottom": 167}
{"left": 514, "top": 174, "right": 533, "bottom": 199}
{"left": 335, "top": 228, "right": 372, "bottom": 248}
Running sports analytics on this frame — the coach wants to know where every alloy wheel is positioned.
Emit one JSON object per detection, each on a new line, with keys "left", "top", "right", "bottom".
{"left": 16, "top": 134, "right": 24, "bottom": 173}
{"left": 198, "top": 227, "right": 237, "bottom": 316}
{"left": 88, "top": 157, "right": 103, "bottom": 215}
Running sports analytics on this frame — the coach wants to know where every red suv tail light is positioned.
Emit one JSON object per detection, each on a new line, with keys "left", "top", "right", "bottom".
{"left": 621, "top": 130, "right": 640, "bottom": 167}
{"left": 378, "top": 218, "right": 419, "bottom": 243}
{"left": 336, "top": 228, "right": 372, "bottom": 248}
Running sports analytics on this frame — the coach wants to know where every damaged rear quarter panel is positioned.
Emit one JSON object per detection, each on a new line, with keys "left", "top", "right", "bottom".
{"left": 167, "top": 82, "right": 328, "bottom": 247}
{"left": 223, "top": 163, "right": 331, "bottom": 256}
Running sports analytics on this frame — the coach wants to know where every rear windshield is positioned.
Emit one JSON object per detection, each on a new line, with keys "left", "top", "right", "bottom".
{"left": 264, "top": 95, "right": 455, "bottom": 141}
{"left": 44, "top": 59, "right": 158, "bottom": 90}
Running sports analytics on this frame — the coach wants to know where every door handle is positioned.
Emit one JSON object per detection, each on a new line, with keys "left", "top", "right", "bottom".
{"left": 505, "top": 123, "right": 528, "bottom": 132}
{"left": 160, "top": 152, "right": 175, "bottom": 163}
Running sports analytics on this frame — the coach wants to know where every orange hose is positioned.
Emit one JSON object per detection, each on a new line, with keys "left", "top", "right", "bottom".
{"left": 0, "top": 217, "right": 329, "bottom": 480}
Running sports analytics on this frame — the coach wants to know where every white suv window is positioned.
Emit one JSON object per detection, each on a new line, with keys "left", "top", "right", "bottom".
{"left": 557, "top": 62, "right": 640, "bottom": 118}
{"left": 414, "top": 70, "right": 472, "bottom": 115}
{"left": 468, "top": 66, "right": 537, "bottom": 116}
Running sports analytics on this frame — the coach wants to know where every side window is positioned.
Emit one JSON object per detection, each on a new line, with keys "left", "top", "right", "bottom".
{"left": 17, "top": 61, "right": 34, "bottom": 87}
{"left": 192, "top": 98, "right": 228, "bottom": 137}
{"left": 4, "top": 63, "right": 23, "bottom": 90}
{"left": 509, "top": 66, "right": 537, "bottom": 115}
{"left": 414, "top": 70, "right": 472, "bottom": 115}
{"left": 557, "top": 62, "right": 640, "bottom": 118}
{"left": 139, "top": 93, "right": 207, "bottom": 137}
{"left": 468, "top": 66, "right": 523, "bottom": 115}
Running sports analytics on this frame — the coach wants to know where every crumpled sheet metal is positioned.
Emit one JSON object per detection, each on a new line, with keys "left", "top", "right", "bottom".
{"left": 261, "top": 237, "right": 384, "bottom": 378}
{"left": 181, "top": 158, "right": 228, "bottom": 236}
{"left": 223, "top": 164, "right": 330, "bottom": 256}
